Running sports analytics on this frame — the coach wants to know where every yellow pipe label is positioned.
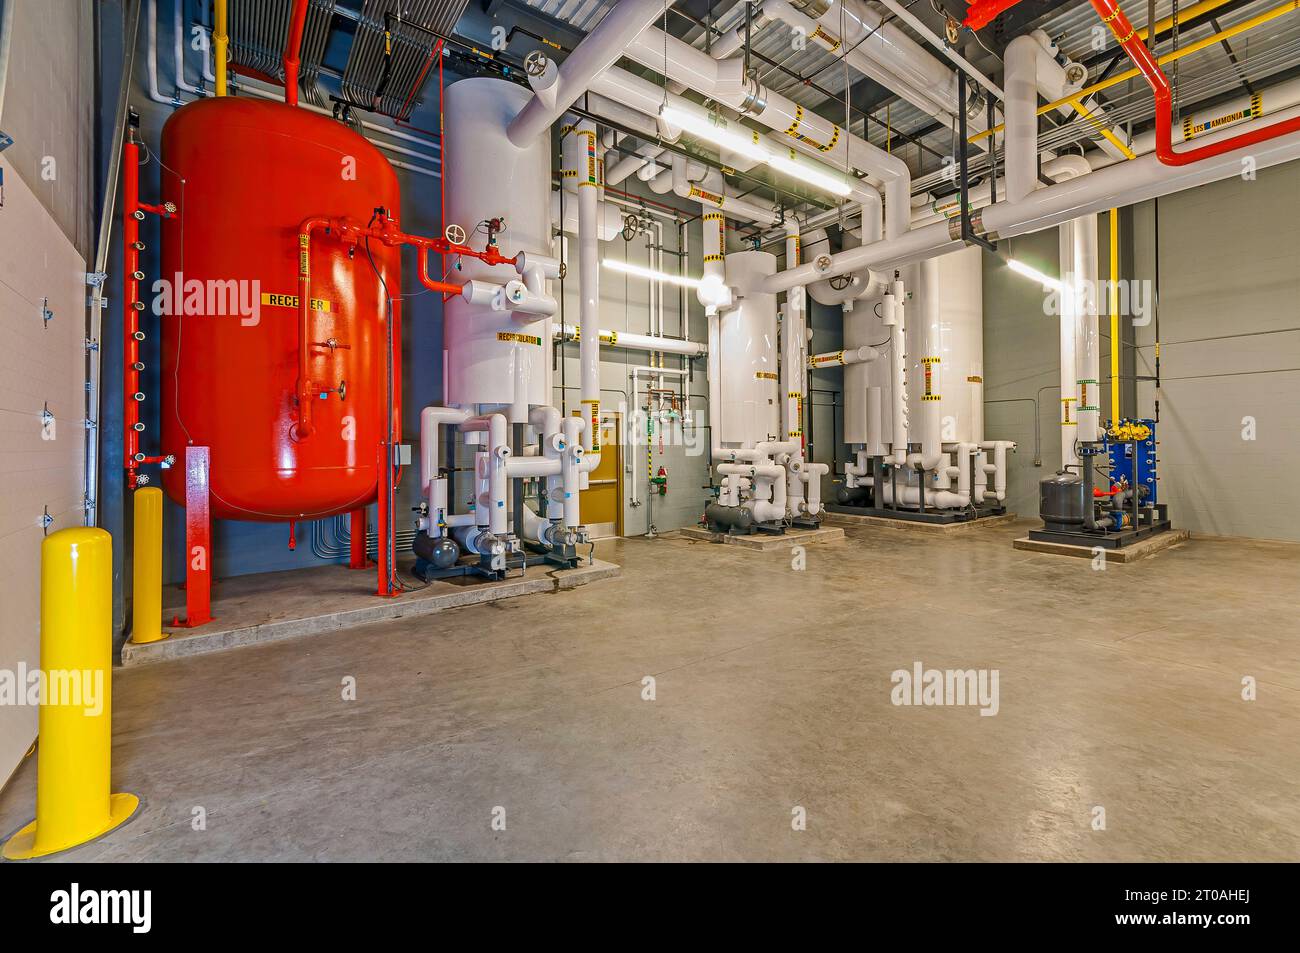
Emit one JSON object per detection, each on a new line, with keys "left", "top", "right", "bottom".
{"left": 262, "top": 292, "right": 332, "bottom": 312}
{"left": 497, "top": 332, "right": 542, "bottom": 346}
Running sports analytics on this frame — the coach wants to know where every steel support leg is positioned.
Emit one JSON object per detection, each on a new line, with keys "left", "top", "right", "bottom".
{"left": 349, "top": 507, "right": 368, "bottom": 569}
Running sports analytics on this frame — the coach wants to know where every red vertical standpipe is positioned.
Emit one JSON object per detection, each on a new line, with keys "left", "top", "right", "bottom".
{"left": 282, "top": 0, "right": 310, "bottom": 108}
{"left": 123, "top": 137, "right": 141, "bottom": 489}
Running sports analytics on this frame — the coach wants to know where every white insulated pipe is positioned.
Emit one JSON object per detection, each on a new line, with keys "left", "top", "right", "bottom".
{"left": 507, "top": 0, "right": 669, "bottom": 146}
{"left": 460, "top": 414, "right": 509, "bottom": 535}
{"left": 573, "top": 119, "right": 604, "bottom": 471}
{"left": 763, "top": 105, "right": 1300, "bottom": 290}
{"left": 599, "top": 41, "right": 910, "bottom": 237}
{"left": 914, "top": 257, "right": 944, "bottom": 472}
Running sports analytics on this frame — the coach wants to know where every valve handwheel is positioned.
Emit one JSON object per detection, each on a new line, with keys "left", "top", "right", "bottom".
{"left": 444, "top": 223, "right": 467, "bottom": 245}
{"left": 525, "top": 50, "right": 549, "bottom": 77}
{"left": 829, "top": 274, "right": 852, "bottom": 292}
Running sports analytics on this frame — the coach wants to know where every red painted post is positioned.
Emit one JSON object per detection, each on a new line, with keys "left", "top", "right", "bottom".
{"left": 375, "top": 442, "right": 395, "bottom": 597}
{"left": 180, "top": 446, "right": 213, "bottom": 627}
{"left": 349, "top": 507, "right": 368, "bottom": 569}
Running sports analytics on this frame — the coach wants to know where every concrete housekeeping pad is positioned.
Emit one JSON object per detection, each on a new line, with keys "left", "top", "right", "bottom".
{"left": 824, "top": 511, "right": 1018, "bottom": 534}
{"left": 677, "top": 524, "right": 844, "bottom": 551}
{"left": 1013, "top": 528, "right": 1191, "bottom": 563}
{"left": 122, "top": 558, "right": 620, "bottom": 666}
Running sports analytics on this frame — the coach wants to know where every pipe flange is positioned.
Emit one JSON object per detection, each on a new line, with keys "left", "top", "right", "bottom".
{"left": 736, "top": 77, "right": 768, "bottom": 117}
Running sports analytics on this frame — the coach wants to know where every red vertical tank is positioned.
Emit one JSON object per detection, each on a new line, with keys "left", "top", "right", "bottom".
{"left": 159, "top": 97, "right": 401, "bottom": 521}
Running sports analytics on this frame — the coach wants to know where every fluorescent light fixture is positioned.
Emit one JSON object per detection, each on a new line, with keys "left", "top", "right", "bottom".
{"left": 603, "top": 257, "right": 702, "bottom": 289}
{"left": 660, "top": 104, "right": 852, "bottom": 198}
{"left": 1007, "top": 258, "right": 1064, "bottom": 293}
{"left": 660, "top": 105, "right": 766, "bottom": 162}
{"left": 765, "top": 149, "right": 852, "bottom": 197}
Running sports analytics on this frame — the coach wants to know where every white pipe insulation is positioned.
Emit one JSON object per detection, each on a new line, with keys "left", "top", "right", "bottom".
{"left": 507, "top": 0, "right": 670, "bottom": 147}
{"left": 763, "top": 105, "right": 1300, "bottom": 290}
{"left": 599, "top": 32, "right": 910, "bottom": 238}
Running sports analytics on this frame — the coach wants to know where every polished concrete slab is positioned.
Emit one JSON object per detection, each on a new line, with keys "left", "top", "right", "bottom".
{"left": 122, "top": 558, "right": 621, "bottom": 667}
{"left": 1013, "top": 528, "right": 1192, "bottom": 563}
{"left": 676, "top": 524, "right": 844, "bottom": 550}
{"left": 3, "top": 519, "right": 1297, "bottom": 862}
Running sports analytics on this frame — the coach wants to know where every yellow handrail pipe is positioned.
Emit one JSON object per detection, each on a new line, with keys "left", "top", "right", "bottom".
{"left": 3, "top": 528, "right": 139, "bottom": 860}
{"left": 214, "top": 0, "right": 228, "bottom": 97}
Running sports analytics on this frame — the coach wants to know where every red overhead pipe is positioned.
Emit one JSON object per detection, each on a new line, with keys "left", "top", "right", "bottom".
{"left": 283, "top": 0, "right": 310, "bottom": 107}
{"left": 963, "top": 0, "right": 1026, "bottom": 31}
{"left": 1091, "top": 0, "right": 1300, "bottom": 165}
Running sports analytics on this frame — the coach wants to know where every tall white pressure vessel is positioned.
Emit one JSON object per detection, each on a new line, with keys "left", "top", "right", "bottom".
{"left": 443, "top": 77, "right": 553, "bottom": 410}
{"left": 912, "top": 245, "right": 984, "bottom": 445}
{"left": 718, "top": 251, "right": 780, "bottom": 447}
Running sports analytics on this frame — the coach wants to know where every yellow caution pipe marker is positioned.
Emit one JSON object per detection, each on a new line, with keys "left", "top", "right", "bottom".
{"left": 130, "top": 487, "right": 167, "bottom": 644}
{"left": 3, "top": 528, "right": 139, "bottom": 860}
{"left": 214, "top": 0, "right": 228, "bottom": 97}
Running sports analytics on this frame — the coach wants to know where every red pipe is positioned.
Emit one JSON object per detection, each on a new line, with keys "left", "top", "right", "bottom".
{"left": 124, "top": 137, "right": 141, "bottom": 488}
{"left": 122, "top": 127, "right": 175, "bottom": 487}
{"left": 1091, "top": 0, "right": 1300, "bottom": 165}
{"left": 283, "top": 0, "right": 310, "bottom": 108}
{"left": 293, "top": 211, "right": 519, "bottom": 439}
{"left": 294, "top": 216, "right": 331, "bottom": 438}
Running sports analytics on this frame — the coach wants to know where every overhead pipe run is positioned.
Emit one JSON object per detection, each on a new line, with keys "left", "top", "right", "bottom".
{"left": 1091, "top": 0, "right": 1300, "bottom": 166}
{"left": 606, "top": 27, "right": 911, "bottom": 236}
{"left": 507, "top": 0, "right": 671, "bottom": 147}
{"left": 764, "top": 105, "right": 1300, "bottom": 291}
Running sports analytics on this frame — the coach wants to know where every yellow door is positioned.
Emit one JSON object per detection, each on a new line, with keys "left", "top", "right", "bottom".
{"left": 579, "top": 411, "right": 622, "bottom": 538}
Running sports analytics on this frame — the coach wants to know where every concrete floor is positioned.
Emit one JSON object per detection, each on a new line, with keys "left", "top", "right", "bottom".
{"left": 3, "top": 518, "right": 1298, "bottom": 862}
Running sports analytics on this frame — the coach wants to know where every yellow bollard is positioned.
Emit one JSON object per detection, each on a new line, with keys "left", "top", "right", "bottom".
{"left": 3, "top": 528, "right": 139, "bottom": 860}
{"left": 129, "top": 487, "right": 167, "bottom": 644}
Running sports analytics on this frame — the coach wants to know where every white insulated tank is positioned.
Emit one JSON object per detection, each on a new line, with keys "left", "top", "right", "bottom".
{"left": 718, "top": 250, "right": 780, "bottom": 447}
{"left": 908, "top": 246, "right": 984, "bottom": 445}
{"left": 844, "top": 247, "right": 984, "bottom": 450}
{"left": 443, "top": 77, "right": 553, "bottom": 410}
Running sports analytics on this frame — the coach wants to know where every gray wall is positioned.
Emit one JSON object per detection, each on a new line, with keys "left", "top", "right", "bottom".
{"left": 1131, "top": 161, "right": 1300, "bottom": 542}
{"left": 982, "top": 158, "right": 1299, "bottom": 541}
